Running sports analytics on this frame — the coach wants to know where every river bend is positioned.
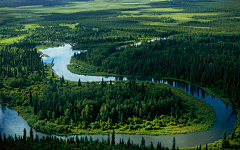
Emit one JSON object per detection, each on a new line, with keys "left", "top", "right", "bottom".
{"left": 0, "top": 44, "right": 237, "bottom": 148}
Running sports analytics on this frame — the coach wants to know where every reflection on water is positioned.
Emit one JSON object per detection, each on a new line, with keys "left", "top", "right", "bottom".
{"left": 0, "top": 44, "right": 237, "bottom": 148}
{"left": 0, "top": 105, "right": 6, "bottom": 114}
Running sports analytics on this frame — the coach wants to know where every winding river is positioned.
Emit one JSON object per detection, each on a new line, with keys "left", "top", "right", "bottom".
{"left": 0, "top": 44, "right": 237, "bottom": 148}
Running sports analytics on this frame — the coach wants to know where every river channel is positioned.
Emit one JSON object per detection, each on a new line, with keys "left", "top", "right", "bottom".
{"left": 0, "top": 44, "right": 237, "bottom": 148}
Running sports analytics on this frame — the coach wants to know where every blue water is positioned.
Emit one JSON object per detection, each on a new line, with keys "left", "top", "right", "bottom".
{"left": 0, "top": 44, "right": 237, "bottom": 148}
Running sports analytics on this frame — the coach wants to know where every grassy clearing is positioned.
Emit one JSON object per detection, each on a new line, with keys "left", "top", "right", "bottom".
{"left": 15, "top": 24, "right": 41, "bottom": 31}
{"left": 0, "top": 35, "right": 27, "bottom": 44}
{"left": 141, "top": 8, "right": 184, "bottom": 12}
{"left": 118, "top": 11, "right": 219, "bottom": 26}
{"left": 23, "top": 24, "right": 41, "bottom": 30}
{"left": 59, "top": 23, "right": 79, "bottom": 29}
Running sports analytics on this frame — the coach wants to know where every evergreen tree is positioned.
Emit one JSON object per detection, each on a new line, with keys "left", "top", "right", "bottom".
{"left": 222, "top": 131, "right": 227, "bottom": 149}
{"left": 62, "top": 75, "right": 65, "bottom": 83}
{"left": 52, "top": 71, "right": 55, "bottom": 78}
{"left": 150, "top": 141, "right": 154, "bottom": 150}
{"left": 23, "top": 128, "right": 27, "bottom": 140}
{"left": 30, "top": 128, "right": 33, "bottom": 142}
{"left": 111, "top": 129, "right": 115, "bottom": 146}
{"left": 110, "top": 80, "right": 112, "bottom": 85}
{"left": 78, "top": 78, "right": 81, "bottom": 87}
{"left": 141, "top": 137, "right": 145, "bottom": 148}
{"left": 76, "top": 135, "right": 79, "bottom": 143}
{"left": 172, "top": 137, "right": 176, "bottom": 150}
{"left": 127, "top": 138, "right": 131, "bottom": 147}
{"left": 157, "top": 142, "right": 161, "bottom": 150}
{"left": 29, "top": 91, "right": 33, "bottom": 106}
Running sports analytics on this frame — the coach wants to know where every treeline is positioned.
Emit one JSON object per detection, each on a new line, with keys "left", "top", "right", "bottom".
{"left": 0, "top": 41, "right": 45, "bottom": 89}
{"left": 73, "top": 33, "right": 240, "bottom": 107}
{"left": 1, "top": 128, "right": 233, "bottom": 150}
{"left": 0, "top": 129, "right": 172, "bottom": 150}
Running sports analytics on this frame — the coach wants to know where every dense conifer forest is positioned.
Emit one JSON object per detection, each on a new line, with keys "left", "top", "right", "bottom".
{"left": 72, "top": 33, "right": 240, "bottom": 108}
{"left": 0, "top": 129, "right": 172, "bottom": 150}
{"left": 0, "top": 0, "right": 240, "bottom": 149}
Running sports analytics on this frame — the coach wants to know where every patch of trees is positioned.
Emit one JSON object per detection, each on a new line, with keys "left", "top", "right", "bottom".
{"left": 0, "top": 129, "right": 173, "bottom": 150}
{"left": 0, "top": 41, "right": 45, "bottom": 90}
{"left": 24, "top": 79, "right": 196, "bottom": 133}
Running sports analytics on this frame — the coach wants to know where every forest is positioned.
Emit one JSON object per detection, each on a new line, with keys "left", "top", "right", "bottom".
{"left": 0, "top": 128, "right": 176, "bottom": 150}
{"left": 71, "top": 33, "right": 240, "bottom": 109}
{"left": 0, "top": 0, "right": 240, "bottom": 149}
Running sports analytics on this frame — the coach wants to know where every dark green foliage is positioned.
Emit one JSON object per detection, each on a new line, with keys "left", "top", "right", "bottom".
{"left": 29, "top": 91, "right": 33, "bottom": 106}
{"left": 111, "top": 129, "right": 115, "bottom": 146}
{"left": 52, "top": 71, "right": 55, "bottom": 78}
{"left": 222, "top": 131, "right": 230, "bottom": 149}
{"left": 172, "top": 137, "right": 176, "bottom": 150}
{"left": 30, "top": 128, "right": 33, "bottom": 142}
{"left": 222, "top": 131, "right": 226, "bottom": 148}
{"left": 157, "top": 142, "right": 161, "bottom": 150}
{"left": 26, "top": 80, "right": 189, "bottom": 133}
{"left": 141, "top": 137, "right": 145, "bottom": 148}
{"left": 0, "top": 130, "right": 173, "bottom": 150}
{"left": 23, "top": 128, "right": 26, "bottom": 140}
{"left": 0, "top": 42, "right": 44, "bottom": 91}
{"left": 150, "top": 141, "right": 154, "bottom": 150}
{"left": 78, "top": 78, "right": 81, "bottom": 87}
{"left": 75, "top": 33, "right": 240, "bottom": 107}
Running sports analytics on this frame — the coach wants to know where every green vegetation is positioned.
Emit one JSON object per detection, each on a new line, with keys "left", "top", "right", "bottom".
{"left": 0, "top": 0, "right": 240, "bottom": 149}
{"left": 0, "top": 129, "right": 171, "bottom": 150}
{"left": 0, "top": 41, "right": 215, "bottom": 138}
{"left": 1, "top": 75, "right": 216, "bottom": 135}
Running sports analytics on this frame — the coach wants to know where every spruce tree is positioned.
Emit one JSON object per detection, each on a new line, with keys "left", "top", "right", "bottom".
{"left": 172, "top": 137, "right": 176, "bottom": 150}
{"left": 150, "top": 141, "right": 154, "bottom": 150}
{"left": 78, "top": 78, "right": 81, "bottom": 87}
{"left": 222, "top": 131, "right": 227, "bottom": 149}
{"left": 157, "top": 142, "right": 161, "bottom": 150}
{"left": 23, "top": 128, "right": 26, "bottom": 140}
{"left": 111, "top": 130, "right": 115, "bottom": 146}
{"left": 141, "top": 137, "right": 145, "bottom": 147}
{"left": 52, "top": 71, "right": 55, "bottom": 78}
{"left": 127, "top": 138, "right": 131, "bottom": 147}
{"left": 30, "top": 128, "right": 33, "bottom": 142}
{"left": 62, "top": 75, "right": 65, "bottom": 83}
{"left": 29, "top": 91, "right": 33, "bottom": 106}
